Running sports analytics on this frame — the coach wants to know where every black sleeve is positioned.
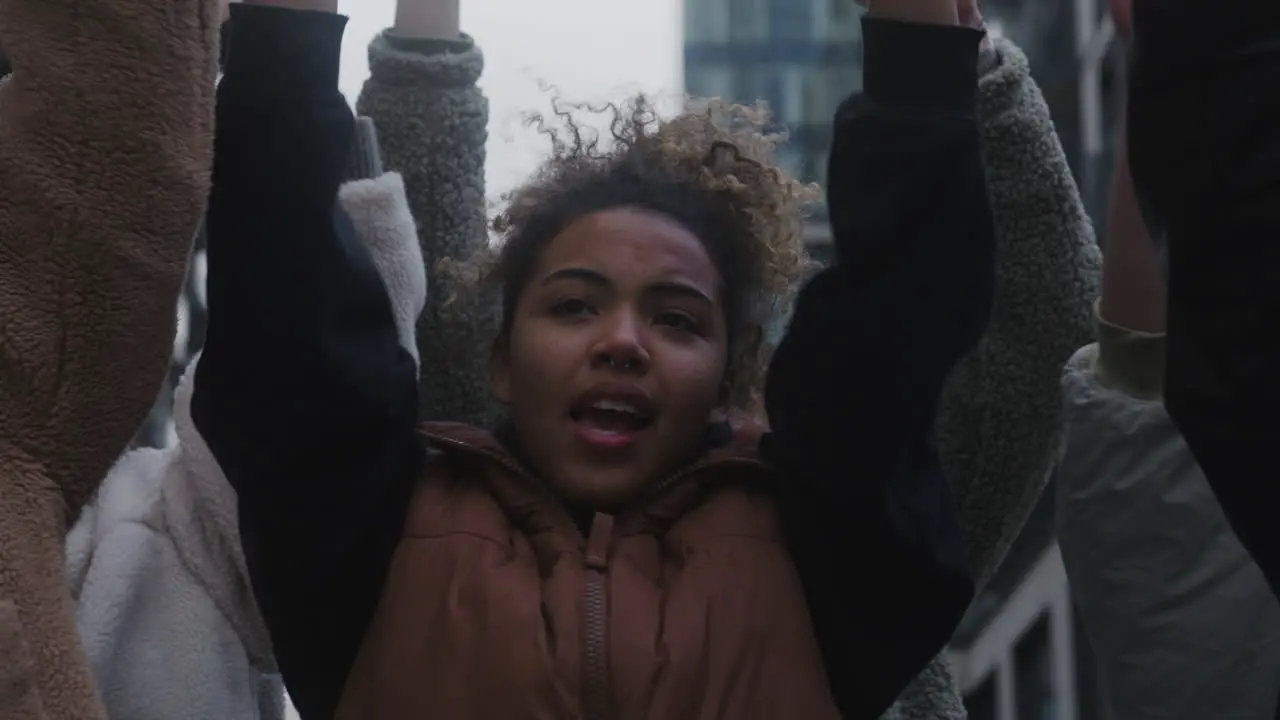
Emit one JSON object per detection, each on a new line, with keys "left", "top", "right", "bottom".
{"left": 762, "top": 17, "right": 992, "bottom": 719}
{"left": 1126, "top": 0, "right": 1280, "bottom": 598}
{"left": 189, "top": 7, "right": 421, "bottom": 719}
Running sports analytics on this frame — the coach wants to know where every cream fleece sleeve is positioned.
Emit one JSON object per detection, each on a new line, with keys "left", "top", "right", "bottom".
{"left": 1056, "top": 313, "right": 1280, "bottom": 720}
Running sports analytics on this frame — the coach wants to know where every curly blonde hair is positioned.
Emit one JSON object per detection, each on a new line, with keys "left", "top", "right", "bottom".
{"left": 442, "top": 94, "right": 819, "bottom": 411}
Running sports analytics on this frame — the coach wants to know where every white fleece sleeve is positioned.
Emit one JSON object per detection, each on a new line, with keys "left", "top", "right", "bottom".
{"left": 1056, "top": 330, "right": 1280, "bottom": 720}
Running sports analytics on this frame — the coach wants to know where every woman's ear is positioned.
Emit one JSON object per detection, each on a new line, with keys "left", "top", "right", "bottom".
{"left": 707, "top": 382, "right": 736, "bottom": 447}
{"left": 489, "top": 336, "right": 512, "bottom": 405}
{"left": 708, "top": 381, "right": 733, "bottom": 423}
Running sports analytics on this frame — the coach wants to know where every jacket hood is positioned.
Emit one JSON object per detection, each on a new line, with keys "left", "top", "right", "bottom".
{"left": 419, "top": 419, "right": 768, "bottom": 541}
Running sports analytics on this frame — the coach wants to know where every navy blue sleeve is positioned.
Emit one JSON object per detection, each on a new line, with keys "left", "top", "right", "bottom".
{"left": 189, "top": 7, "right": 421, "bottom": 719}
{"left": 1127, "top": 0, "right": 1280, "bottom": 601}
{"left": 763, "top": 17, "right": 992, "bottom": 719}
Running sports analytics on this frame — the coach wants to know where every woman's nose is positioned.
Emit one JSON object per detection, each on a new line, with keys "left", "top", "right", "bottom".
{"left": 591, "top": 315, "right": 650, "bottom": 373}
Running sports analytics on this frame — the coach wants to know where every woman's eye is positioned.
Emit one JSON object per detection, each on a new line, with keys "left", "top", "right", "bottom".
{"left": 656, "top": 312, "right": 700, "bottom": 334}
{"left": 550, "top": 298, "right": 595, "bottom": 317}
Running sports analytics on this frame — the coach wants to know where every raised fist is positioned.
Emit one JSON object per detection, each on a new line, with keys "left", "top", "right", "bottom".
{"left": 1109, "top": 0, "right": 1132, "bottom": 38}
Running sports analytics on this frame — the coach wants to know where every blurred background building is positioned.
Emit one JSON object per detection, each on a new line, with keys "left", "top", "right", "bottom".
{"left": 684, "top": 0, "right": 1127, "bottom": 717}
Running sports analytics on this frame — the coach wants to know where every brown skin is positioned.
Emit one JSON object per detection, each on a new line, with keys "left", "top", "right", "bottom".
{"left": 1099, "top": 128, "right": 1166, "bottom": 332}
{"left": 242, "top": 0, "right": 339, "bottom": 13}
{"left": 490, "top": 207, "right": 732, "bottom": 510}
{"left": 859, "top": 0, "right": 959, "bottom": 26}
{"left": 394, "top": 0, "right": 460, "bottom": 40}
{"left": 857, "top": 0, "right": 981, "bottom": 47}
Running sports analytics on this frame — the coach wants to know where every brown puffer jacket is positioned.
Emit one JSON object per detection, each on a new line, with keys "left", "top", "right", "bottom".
{"left": 336, "top": 422, "right": 841, "bottom": 720}
{"left": 0, "top": 0, "right": 217, "bottom": 717}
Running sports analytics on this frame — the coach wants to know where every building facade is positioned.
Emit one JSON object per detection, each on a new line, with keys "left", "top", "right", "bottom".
{"left": 684, "top": 0, "right": 865, "bottom": 234}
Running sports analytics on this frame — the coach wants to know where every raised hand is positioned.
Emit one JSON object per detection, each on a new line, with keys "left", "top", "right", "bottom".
{"left": 956, "top": 0, "right": 992, "bottom": 50}
{"left": 860, "top": 0, "right": 959, "bottom": 25}
{"left": 1109, "top": 0, "right": 1132, "bottom": 39}
{"left": 394, "top": 0, "right": 460, "bottom": 39}
{"left": 243, "top": 0, "right": 339, "bottom": 12}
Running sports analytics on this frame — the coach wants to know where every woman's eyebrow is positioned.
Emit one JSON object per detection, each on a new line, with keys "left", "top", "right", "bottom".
{"left": 645, "top": 280, "right": 713, "bottom": 305}
{"left": 540, "top": 267, "right": 611, "bottom": 288}
{"left": 541, "top": 268, "right": 713, "bottom": 305}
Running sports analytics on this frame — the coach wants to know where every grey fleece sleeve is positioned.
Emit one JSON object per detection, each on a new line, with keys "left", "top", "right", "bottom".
{"left": 936, "top": 37, "right": 1100, "bottom": 586}
{"left": 879, "top": 39, "right": 1100, "bottom": 720}
{"left": 356, "top": 33, "right": 500, "bottom": 428}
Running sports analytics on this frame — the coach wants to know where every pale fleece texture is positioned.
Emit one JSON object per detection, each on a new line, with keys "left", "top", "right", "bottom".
{"left": 357, "top": 36, "right": 500, "bottom": 428}
{"left": 0, "top": 0, "right": 217, "bottom": 716}
{"left": 883, "top": 37, "right": 1100, "bottom": 719}
{"left": 63, "top": 173, "right": 424, "bottom": 720}
{"left": 1057, "top": 327, "right": 1280, "bottom": 720}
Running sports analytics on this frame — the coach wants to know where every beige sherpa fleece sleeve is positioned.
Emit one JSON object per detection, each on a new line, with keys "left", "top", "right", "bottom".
{"left": 0, "top": 0, "right": 218, "bottom": 520}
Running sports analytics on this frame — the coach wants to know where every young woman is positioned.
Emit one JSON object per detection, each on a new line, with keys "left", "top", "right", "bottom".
{"left": 194, "top": 0, "right": 995, "bottom": 717}
{"left": 0, "top": 0, "right": 216, "bottom": 716}
{"left": 352, "top": 2, "right": 1100, "bottom": 717}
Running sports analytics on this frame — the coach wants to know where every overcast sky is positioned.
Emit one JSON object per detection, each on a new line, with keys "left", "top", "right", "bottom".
{"left": 336, "top": 0, "right": 684, "bottom": 198}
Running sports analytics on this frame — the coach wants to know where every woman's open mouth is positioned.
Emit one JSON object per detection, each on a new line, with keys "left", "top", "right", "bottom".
{"left": 570, "top": 398, "right": 654, "bottom": 450}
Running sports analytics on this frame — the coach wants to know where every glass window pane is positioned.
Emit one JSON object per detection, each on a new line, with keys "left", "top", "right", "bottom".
{"left": 1015, "top": 613, "right": 1056, "bottom": 720}
{"left": 964, "top": 675, "right": 998, "bottom": 720}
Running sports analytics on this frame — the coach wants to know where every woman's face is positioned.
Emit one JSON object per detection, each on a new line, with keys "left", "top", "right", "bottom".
{"left": 491, "top": 207, "right": 730, "bottom": 510}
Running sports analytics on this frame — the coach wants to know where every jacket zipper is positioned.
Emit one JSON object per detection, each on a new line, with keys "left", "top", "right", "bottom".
{"left": 422, "top": 435, "right": 617, "bottom": 718}
{"left": 422, "top": 432, "right": 763, "bottom": 719}
{"left": 582, "top": 512, "right": 615, "bottom": 720}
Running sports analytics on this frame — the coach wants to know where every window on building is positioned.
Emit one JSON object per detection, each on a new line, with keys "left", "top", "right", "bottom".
{"left": 685, "top": 65, "right": 734, "bottom": 101}
{"left": 826, "top": 0, "right": 864, "bottom": 40}
{"left": 828, "top": 0, "right": 858, "bottom": 20}
{"left": 964, "top": 675, "right": 998, "bottom": 720}
{"left": 763, "top": 69, "right": 788, "bottom": 125}
{"left": 1015, "top": 613, "right": 1056, "bottom": 720}
{"left": 727, "top": 0, "right": 764, "bottom": 40}
{"left": 686, "top": 0, "right": 730, "bottom": 44}
{"left": 1073, "top": 605, "right": 1118, "bottom": 720}
{"left": 779, "top": 66, "right": 804, "bottom": 125}
{"left": 803, "top": 60, "right": 861, "bottom": 132}
{"left": 768, "top": 0, "right": 814, "bottom": 39}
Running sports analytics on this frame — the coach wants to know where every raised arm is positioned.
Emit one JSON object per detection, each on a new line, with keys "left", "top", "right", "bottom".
{"left": 1056, "top": 128, "right": 1280, "bottom": 720}
{"left": 190, "top": 3, "right": 421, "bottom": 718}
{"left": 357, "top": 0, "right": 501, "bottom": 428}
{"left": 763, "top": 2, "right": 993, "bottom": 716}
{"left": 936, "top": 27, "right": 1100, "bottom": 586}
{"left": 1127, "top": 0, "right": 1280, "bottom": 596}
{"left": 0, "top": 0, "right": 218, "bottom": 519}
